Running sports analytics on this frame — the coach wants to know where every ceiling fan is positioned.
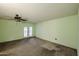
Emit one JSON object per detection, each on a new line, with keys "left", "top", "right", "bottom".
{"left": 14, "top": 14, "right": 27, "bottom": 22}
{"left": 0, "top": 14, "right": 32, "bottom": 23}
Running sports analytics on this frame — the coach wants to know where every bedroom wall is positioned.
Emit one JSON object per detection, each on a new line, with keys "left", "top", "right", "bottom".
{"left": 0, "top": 19, "right": 35, "bottom": 42}
{"left": 36, "top": 15, "right": 77, "bottom": 49}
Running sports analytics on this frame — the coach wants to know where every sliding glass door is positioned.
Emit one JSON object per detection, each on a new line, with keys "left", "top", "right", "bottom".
{"left": 29, "top": 27, "right": 32, "bottom": 36}
{"left": 24, "top": 27, "right": 28, "bottom": 37}
{"left": 24, "top": 27, "right": 32, "bottom": 37}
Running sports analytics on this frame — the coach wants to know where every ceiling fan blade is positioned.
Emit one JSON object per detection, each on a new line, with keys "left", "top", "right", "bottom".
{"left": 21, "top": 19, "right": 27, "bottom": 21}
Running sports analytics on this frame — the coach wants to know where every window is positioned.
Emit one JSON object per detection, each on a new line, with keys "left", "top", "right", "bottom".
{"left": 29, "top": 27, "right": 32, "bottom": 36}
{"left": 24, "top": 27, "right": 32, "bottom": 37}
{"left": 24, "top": 27, "right": 28, "bottom": 37}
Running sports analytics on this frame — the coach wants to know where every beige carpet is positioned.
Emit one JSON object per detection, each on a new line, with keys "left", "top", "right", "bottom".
{"left": 0, "top": 38, "right": 77, "bottom": 56}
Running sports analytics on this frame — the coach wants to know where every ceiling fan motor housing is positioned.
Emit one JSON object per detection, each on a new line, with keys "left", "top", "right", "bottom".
{"left": 14, "top": 14, "right": 27, "bottom": 22}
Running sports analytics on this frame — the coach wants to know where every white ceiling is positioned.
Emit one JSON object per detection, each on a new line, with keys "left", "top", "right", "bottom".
{"left": 0, "top": 3, "right": 79, "bottom": 23}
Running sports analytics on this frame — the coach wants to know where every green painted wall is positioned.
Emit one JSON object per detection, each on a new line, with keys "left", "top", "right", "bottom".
{"left": 0, "top": 19, "right": 35, "bottom": 42}
{"left": 36, "top": 15, "right": 77, "bottom": 49}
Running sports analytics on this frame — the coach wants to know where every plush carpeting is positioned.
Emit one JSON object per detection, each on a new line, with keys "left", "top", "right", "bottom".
{"left": 0, "top": 37, "right": 77, "bottom": 56}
